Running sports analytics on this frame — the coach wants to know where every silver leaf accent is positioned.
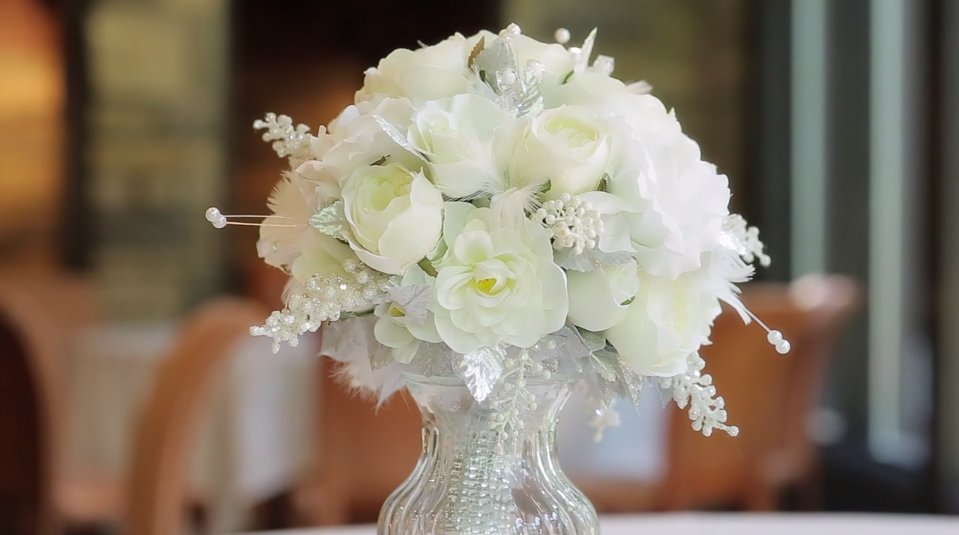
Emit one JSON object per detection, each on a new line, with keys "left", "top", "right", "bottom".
{"left": 589, "top": 353, "right": 618, "bottom": 383}
{"left": 309, "top": 200, "right": 345, "bottom": 237}
{"left": 541, "top": 325, "right": 592, "bottom": 360}
{"left": 473, "top": 36, "right": 543, "bottom": 117}
{"left": 371, "top": 115, "right": 426, "bottom": 161}
{"left": 554, "top": 248, "right": 635, "bottom": 272}
{"left": 580, "top": 329, "right": 607, "bottom": 352}
{"left": 386, "top": 284, "right": 432, "bottom": 323}
{"left": 455, "top": 346, "right": 506, "bottom": 403}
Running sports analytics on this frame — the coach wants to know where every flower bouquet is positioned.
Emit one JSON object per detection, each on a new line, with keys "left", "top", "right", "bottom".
{"left": 208, "top": 24, "right": 788, "bottom": 535}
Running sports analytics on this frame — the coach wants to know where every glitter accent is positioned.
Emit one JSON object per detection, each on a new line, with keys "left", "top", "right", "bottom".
{"left": 253, "top": 113, "right": 314, "bottom": 168}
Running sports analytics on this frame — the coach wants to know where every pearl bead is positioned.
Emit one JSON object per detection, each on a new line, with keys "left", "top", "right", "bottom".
{"left": 496, "top": 68, "right": 517, "bottom": 87}
{"left": 766, "top": 330, "right": 783, "bottom": 344}
{"left": 776, "top": 340, "right": 791, "bottom": 354}
{"left": 212, "top": 216, "right": 227, "bottom": 229}
{"left": 204, "top": 207, "right": 221, "bottom": 222}
{"left": 554, "top": 27, "right": 571, "bottom": 44}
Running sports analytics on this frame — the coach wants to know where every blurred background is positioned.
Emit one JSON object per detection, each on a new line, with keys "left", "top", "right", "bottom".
{"left": 1, "top": 0, "right": 957, "bottom": 533}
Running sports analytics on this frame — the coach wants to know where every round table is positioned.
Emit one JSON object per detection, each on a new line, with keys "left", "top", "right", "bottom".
{"left": 243, "top": 513, "right": 959, "bottom": 534}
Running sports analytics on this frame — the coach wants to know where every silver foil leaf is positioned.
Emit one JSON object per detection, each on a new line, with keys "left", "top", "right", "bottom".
{"left": 554, "top": 247, "right": 635, "bottom": 272}
{"left": 455, "top": 346, "right": 506, "bottom": 403}
{"left": 618, "top": 363, "right": 647, "bottom": 407}
{"left": 589, "top": 352, "right": 619, "bottom": 383}
{"left": 546, "top": 325, "right": 592, "bottom": 359}
{"left": 387, "top": 283, "right": 432, "bottom": 323}
{"left": 580, "top": 329, "right": 607, "bottom": 352}
{"left": 473, "top": 35, "right": 543, "bottom": 117}
{"left": 371, "top": 114, "right": 426, "bottom": 161}
{"left": 309, "top": 200, "right": 345, "bottom": 237}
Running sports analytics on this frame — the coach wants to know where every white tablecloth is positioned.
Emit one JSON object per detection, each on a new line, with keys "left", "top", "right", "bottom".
{"left": 63, "top": 323, "right": 318, "bottom": 532}
{"left": 243, "top": 513, "right": 959, "bottom": 534}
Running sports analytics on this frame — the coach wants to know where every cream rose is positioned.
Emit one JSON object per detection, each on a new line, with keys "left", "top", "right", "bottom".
{"left": 323, "top": 97, "right": 419, "bottom": 183}
{"left": 342, "top": 163, "right": 443, "bottom": 275}
{"left": 407, "top": 94, "right": 515, "bottom": 198}
{"left": 356, "top": 33, "right": 479, "bottom": 103}
{"left": 430, "top": 201, "right": 568, "bottom": 353}
{"left": 606, "top": 271, "right": 722, "bottom": 377}
{"left": 509, "top": 105, "right": 611, "bottom": 196}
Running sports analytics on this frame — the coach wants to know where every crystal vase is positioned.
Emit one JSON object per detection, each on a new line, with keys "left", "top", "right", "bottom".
{"left": 377, "top": 375, "right": 599, "bottom": 535}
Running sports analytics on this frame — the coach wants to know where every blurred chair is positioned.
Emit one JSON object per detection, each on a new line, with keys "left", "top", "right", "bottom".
{"left": 0, "top": 270, "right": 110, "bottom": 534}
{"left": 757, "top": 275, "right": 860, "bottom": 509}
{"left": 579, "top": 275, "right": 858, "bottom": 513}
{"left": 296, "top": 357, "right": 422, "bottom": 525}
{"left": 123, "top": 297, "right": 266, "bottom": 535}
{"left": 659, "top": 274, "right": 859, "bottom": 511}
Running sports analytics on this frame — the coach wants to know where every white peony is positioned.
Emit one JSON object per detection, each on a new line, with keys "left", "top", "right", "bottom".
{"left": 509, "top": 105, "right": 611, "bottom": 196}
{"left": 430, "top": 201, "right": 568, "bottom": 353}
{"left": 576, "top": 104, "right": 730, "bottom": 278}
{"left": 341, "top": 163, "right": 443, "bottom": 275}
{"left": 566, "top": 259, "right": 640, "bottom": 332}
{"left": 407, "top": 94, "right": 516, "bottom": 198}
{"left": 356, "top": 33, "right": 480, "bottom": 103}
{"left": 606, "top": 270, "right": 722, "bottom": 377}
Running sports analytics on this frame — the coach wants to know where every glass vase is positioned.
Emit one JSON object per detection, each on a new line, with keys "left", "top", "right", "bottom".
{"left": 377, "top": 375, "right": 599, "bottom": 535}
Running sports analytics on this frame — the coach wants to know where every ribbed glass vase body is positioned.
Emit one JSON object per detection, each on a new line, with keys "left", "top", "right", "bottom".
{"left": 378, "top": 377, "right": 599, "bottom": 535}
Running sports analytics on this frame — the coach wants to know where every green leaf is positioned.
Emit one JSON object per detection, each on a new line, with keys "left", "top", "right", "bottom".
{"left": 417, "top": 258, "right": 438, "bottom": 277}
{"left": 598, "top": 173, "right": 610, "bottom": 192}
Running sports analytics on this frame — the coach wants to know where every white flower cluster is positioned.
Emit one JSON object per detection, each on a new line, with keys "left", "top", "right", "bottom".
{"left": 234, "top": 25, "right": 785, "bottom": 437}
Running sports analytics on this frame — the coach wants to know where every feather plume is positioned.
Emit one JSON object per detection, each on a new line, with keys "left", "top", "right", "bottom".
{"left": 489, "top": 179, "right": 548, "bottom": 224}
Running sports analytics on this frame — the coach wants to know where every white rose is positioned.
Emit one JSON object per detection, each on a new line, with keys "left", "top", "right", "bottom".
{"left": 606, "top": 271, "right": 722, "bottom": 377}
{"left": 257, "top": 164, "right": 339, "bottom": 270}
{"left": 323, "top": 98, "right": 420, "bottom": 183}
{"left": 543, "top": 70, "right": 630, "bottom": 111}
{"left": 566, "top": 259, "right": 640, "bottom": 332}
{"left": 509, "top": 105, "right": 611, "bottom": 196}
{"left": 372, "top": 266, "right": 442, "bottom": 364}
{"left": 431, "top": 201, "right": 568, "bottom": 353}
{"left": 408, "top": 94, "right": 516, "bottom": 198}
{"left": 356, "top": 33, "right": 479, "bottom": 103}
{"left": 342, "top": 163, "right": 443, "bottom": 275}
